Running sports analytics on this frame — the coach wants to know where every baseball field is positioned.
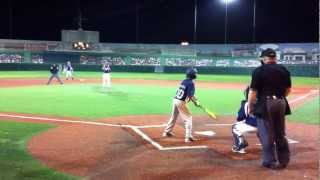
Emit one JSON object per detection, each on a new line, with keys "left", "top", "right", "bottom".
{"left": 0, "top": 71, "right": 319, "bottom": 180}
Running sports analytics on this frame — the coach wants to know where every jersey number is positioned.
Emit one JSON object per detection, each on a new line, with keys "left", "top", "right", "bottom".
{"left": 175, "top": 89, "right": 185, "bottom": 99}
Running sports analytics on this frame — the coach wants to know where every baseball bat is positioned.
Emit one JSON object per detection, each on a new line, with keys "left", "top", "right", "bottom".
{"left": 199, "top": 105, "right": 217, "bottom": 120}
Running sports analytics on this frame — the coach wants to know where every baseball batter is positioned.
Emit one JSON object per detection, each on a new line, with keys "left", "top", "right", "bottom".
{"left": 102, "top": 62, "right": 111, "bottom": 88}
{"left": 65, "top": 61, "right": 74, "bottom": 80}
{"left": 232, "top": 87, "right": 258, "bottom": 154}
{"left": 162, "top": 68, "right": 200, "bottom": 143}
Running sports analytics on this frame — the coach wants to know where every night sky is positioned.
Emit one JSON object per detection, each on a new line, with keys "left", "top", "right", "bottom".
{"left": 0, "top": 0, "right": 318, "bottom": 43}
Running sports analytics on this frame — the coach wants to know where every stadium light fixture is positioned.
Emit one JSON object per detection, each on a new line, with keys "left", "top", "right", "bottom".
{"left": 220, "top": 0, "right": 236, "bottom": 4}
{"left": 181, "top": 41, "right": 189, "bottom": 46}
{"left": 221, "top": 0, "right": 236, "bottom": 47}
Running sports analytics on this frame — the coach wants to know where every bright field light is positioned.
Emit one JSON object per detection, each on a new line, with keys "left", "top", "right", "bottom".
{"left": 221, "top": 0, "right": 236, "bottom": 4}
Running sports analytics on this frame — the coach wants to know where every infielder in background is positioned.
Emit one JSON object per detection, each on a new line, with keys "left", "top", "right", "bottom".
{"left": 65, "top": 61, "right": 74, "bottom": 80}
{"left": 47, "top": 64, "right": 63, "bottom": 85}
{"left": 163, "top": 68, "right": 201, "bottom": 143}
{"left": 232, "top": 86, "right": 258, "bottom": 154}
{"left": 102, "top": 62, "right": 111, "bottom": 88}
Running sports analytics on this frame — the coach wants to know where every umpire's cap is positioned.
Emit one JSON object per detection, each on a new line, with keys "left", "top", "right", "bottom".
{"left": 260, "top": 48, "right": 276, "bottom": 58}
{"left": 186, "top": 68, "right": 198, "bottom": 79}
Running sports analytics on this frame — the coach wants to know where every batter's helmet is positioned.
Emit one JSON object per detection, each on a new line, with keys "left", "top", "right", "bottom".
{"left": 186, "top": 68, "right": 198, "bottom": 79}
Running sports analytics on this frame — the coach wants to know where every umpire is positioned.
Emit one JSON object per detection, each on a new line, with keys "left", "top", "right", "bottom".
{"left": 248, "top": 48, "right": 291, "bottom": 170}
{"left": 47, "top": 64, "right": 63, "bottom": 85}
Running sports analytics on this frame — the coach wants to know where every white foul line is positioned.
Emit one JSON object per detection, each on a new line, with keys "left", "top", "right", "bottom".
{"left": 289, "top": 90, "right": 319, "bottom": 104}
{"left": 0, "top": 113, "right": 131, "bottom": 128}
{"left": 0, "top": 113, "right": 208, "bottom": 151}
{"left": 205, "top": 90, "right": 319, "bottom": 127}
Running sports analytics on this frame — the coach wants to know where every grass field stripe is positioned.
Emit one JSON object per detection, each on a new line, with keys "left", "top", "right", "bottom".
{"left": 289, "top": 90, "right": 319, "bottom": 104}
{"left": 0, "top": 113, "right": 132, "bottom": 128}
{"left": 130, "top": 127, "right": 164, "bottom": 150}
{"left": 161, "top": 146, "right": 208, "bottom": 151}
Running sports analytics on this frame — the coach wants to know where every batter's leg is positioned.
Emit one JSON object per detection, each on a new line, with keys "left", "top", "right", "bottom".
{"left": 164, "top": 100, "right": 179, "bottom": 134}
{"left": 177, "top": 102, "right": 193, "bottom": 140}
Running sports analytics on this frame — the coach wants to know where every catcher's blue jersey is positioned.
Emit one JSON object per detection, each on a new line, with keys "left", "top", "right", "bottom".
{"left": 174, "top": 79, "right": 195, "bottom": 101}
{"left": 237, "top": 100, "right": 257, "bottom": 127}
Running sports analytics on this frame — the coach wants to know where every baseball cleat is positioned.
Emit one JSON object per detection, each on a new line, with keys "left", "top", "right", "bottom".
{"left": 185, "top": 137, "right": 198, "bottom": 143}
{"left": 232, "top": 146, "right": 246, "bottom": 154}
{"left": 162, "top": 132, "right": 174, "bottom": 137}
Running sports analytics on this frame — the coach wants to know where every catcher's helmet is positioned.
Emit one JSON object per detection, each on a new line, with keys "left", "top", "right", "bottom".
{"left": 186, "top": 68, "right": 197, "bottom": 79}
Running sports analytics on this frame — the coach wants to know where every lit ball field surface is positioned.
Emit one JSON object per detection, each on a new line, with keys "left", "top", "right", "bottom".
{"left": 0, "top": 84, "right": 242, "bottom": 119}
{"left": 0, "top": 71, "right": 318, "bottom": 180}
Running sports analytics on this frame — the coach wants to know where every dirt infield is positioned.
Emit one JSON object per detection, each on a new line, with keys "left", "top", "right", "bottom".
{"left": 0, "top": 78, "right": 319, "bottom": 180}
{"left": 0, "top": 113, "right": 317, "bottom": 180}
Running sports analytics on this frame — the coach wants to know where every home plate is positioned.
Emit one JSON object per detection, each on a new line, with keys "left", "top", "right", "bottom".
{"left": 195, "top": 131, "right": 216, "bottom": 137}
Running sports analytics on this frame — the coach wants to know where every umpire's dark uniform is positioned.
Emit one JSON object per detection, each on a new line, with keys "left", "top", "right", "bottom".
{"left": 249, "top": 48, "right": 291, "bottom": 169}
{"left": 47, "top": 64, "right": 63, "bottom": 85}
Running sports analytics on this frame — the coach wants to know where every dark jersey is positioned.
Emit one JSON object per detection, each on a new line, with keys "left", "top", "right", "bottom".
{"left": 174, "top": 79, "right": 195, "bottom": 101}
{"left": 67, "top": 65, "right": 73, "bottom": 71}
{"left": 103, "top": 65, "right": 111, "bottom": 73}
{"left": 237, "top": 100, "right": 257, "bottom": 127}
{"left": 250, "top": 64, "right": 291, "bottom": 98}
{"left": 50, "top": 65, "right": 59, "bottom": 74}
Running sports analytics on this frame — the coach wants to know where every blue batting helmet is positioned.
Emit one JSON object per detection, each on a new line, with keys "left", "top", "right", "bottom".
{"left": 186, "top": 68, "right": 197, "bottom": 79}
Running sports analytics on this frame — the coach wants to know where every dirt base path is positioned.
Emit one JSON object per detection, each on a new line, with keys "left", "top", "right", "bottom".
{"left": 0, "top": 113, "right": 317, "bottom": 180}
{"left": 0, "top": 78, "right": 318, "bottom": 179}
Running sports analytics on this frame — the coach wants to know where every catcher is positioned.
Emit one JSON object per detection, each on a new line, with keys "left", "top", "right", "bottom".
{"left": 231, "top": 86, "right": 258, "bottom": 154}
{"left": 162, "top": 68, "right": 201, "bottom": 143}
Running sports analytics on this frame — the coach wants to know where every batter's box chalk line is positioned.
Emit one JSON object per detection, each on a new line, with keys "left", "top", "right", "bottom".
{"left": 256, "top": 138, "right": 299, "bottom": 146}
{"left": 0, "top": 113, "right": 208, "bottom": 151}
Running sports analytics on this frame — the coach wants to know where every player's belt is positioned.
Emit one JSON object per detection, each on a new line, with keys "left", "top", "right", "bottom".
{"left": 265, "top": 95, "right": 284, "bottom": 100}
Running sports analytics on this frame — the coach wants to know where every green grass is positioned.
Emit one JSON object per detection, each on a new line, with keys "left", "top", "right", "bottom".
{"left": 288, "top": 96, "right": 319, "bottom": 124}
{"left": 0, "top": 84, "right": 242, "bottom": 119}
{"left": 0, "top": 120, "right": 78, "bottom": 180}
{"left": 0, "top": 71, "right": 318, "bottom": 87}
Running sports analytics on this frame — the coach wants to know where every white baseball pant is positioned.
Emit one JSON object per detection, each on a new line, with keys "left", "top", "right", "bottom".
{"left": 232, "top": 121, "right": 257, "bottom": 137}
{"left": 66, "top": 70, "right": 73, "bottom": 79}
{"left": 164, "top": 99, "right": 193, "bottom": 139}
{"left": 102, "top": 73, "right": 111, "bottom": 88}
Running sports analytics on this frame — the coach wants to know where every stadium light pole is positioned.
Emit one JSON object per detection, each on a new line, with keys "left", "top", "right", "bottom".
{"left": 194, "top": 0, "right": 198, "bottom": 44}
{"left": 221, "top": 0, "right": 236, "bottom": 46}
{"left": 253, "top": 0, "right": 256, "bottom": 44}
{"left": 8, "top": 0, "right": 13, "bottom": 38}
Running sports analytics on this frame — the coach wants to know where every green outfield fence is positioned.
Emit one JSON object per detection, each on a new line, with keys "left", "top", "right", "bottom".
{"left": 0, "top": 63, "right": 318, "bottom": 77}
